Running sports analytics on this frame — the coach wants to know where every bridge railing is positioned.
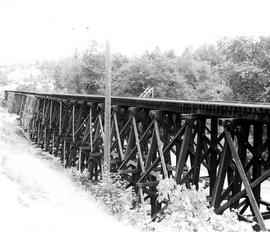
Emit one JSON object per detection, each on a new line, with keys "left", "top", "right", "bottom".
{"left": 5, "top": 90, "right": 270, "bottom": 230}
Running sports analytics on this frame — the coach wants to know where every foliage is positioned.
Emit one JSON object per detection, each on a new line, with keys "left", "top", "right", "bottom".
{"left": 177, "top": 48, "right": 227, "bottom": 101}
{"left": 80, "top": 42, "right": 106, "bottom": 94}
{"left": 87, "top": 174, "right": 134, "bottom": 217}
{"left": 112, "top": 48, "right": 195, "bottom": 99}
{"left": 51, "top": 56, "right": 85, "bottom": 93}
{"left": 3, "top": 36, "right": 270, "bottom": 103}
{"left": 0, "top": 67, "right": 8, "bottom": 86}
{"left": 69, "top": 171, "right": 136, "bottom": 219}
{"left": 216, "top": 36, "right": 270, "bottom": 102}
{"left": 153, "top": 178, "right": 253, "bottom": 232}
{"left": 228, "top": 65, "right": 267, "bottom": 102}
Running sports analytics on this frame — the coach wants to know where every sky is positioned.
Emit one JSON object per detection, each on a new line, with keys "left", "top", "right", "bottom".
{"left": 0, "top": 0, "right": 270, "bottom": 64}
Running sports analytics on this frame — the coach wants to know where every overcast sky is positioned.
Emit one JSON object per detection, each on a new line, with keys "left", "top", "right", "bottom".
{"left": 0, "top": 0, "right": 270, "bottom": 65}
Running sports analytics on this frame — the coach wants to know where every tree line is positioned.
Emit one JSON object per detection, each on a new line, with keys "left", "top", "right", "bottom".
{"left": 11, "top": 36, "right": 270, "bottom": 102}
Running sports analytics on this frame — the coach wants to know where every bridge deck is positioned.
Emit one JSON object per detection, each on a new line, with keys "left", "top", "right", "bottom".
{"left": 5, "top": 90, "right": 270, "bottom": 121}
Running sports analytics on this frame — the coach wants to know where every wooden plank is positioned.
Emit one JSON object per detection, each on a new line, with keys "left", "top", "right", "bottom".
{"left": 98, "top": 114, "right": 105, "bottom": 139}
{"left": 175, "top": 123, "right": 192, "bottom": 184}
{"left": 118, "top": 125, "right": 135, "bottom": 169}
{"left": 74, "top": 114, "right": 90, "bottom": 136}
{"left": 118, "top": 169, "right": 140, "bottom": 174}
{"left": 145, "top": 128, "right": 158, "bottom": 170}
{"left": 179, "top": 167, "right": 194, "bottom": 185}
{"left": 127, "top": 160, "right": 137, "bottom": 167}
{"left": 211, "top": 142, "right": 230, "bottom": 208}
{"left": 218, "top": 181, "right": 234, "bottom": 206}
{"left": 154, "top": 120, "right": 168, "bottom": 178}
{"left": 113, "top": 113, "right": 124, "bottom": 160}
{"left": 137, "top": 181, "right": 159, "bottom": 188}
{"left": 133, "top": 117, "right": 145, "bottom": 173}
{"left": 138, "top": 157, "right": 160, "bottom": 182}
{"left": 162, "top": 122, "right": 186, "bottom": 154}
{"left": 150, "top": 171, "right": 161, "bottom": 179}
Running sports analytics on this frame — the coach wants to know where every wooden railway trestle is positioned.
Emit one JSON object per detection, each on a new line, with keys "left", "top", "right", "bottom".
{"left": 5, "top": 90, "right": 270, "bottom": 231}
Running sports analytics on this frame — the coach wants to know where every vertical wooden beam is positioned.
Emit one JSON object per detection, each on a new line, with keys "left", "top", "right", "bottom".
{"left": 72, "top": 104, "right": 75, "bottom": 142}
{"left": 78, "top": 147, "right": 82, "bottom": 172}
{"left": 44, "top": 128, "right": 47, "bottom": 149}
{"left": 59, "top": 102, "right": 62, "bottom": 135}
{"left": 89, "top": 107, "right": 93, "bottom": 152}
{"left": 232, "top": 121, "right": 249, "bottom": 209}
{"left": 253, "top": 122, "right": 263, "bottom": 207}
{"left": 42, "top": 99, "right": 46, "bottom": 125}
{"left": 210, "top": 117, "right": 218, "bottom": 196}
{"left": 192, "top": 117, "right": 205, "bottom": 189}
{"left": 52, "top": 133, "right": 55, "bottom": 155}
{"left": 266, "top": 123, "right": 270, "bottom": 168}
{"left": 62, "top": 139, "right": 66, "bottom": 165}
{"left": 49, "top": 100, "right": 53, "bottom": 129}
{"left": 37, "top": 122, "right": 40, "bottom": 144}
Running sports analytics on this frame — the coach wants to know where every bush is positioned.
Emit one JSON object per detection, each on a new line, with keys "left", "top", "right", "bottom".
{"left": 153, "top": 178, "right": 253, "bottom": 232}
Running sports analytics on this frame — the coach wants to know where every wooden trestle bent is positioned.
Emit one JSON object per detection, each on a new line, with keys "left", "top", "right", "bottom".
{"left": 5, "top": 90, "right": 270, "bottom": 231}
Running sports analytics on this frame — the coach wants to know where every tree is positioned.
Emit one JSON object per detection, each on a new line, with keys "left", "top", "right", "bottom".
{"left": 193, "top": 44, "right": 221, "bottom": 66}
{"left": 217, "top": 36, "right": 255, "bottom": 64}
{"left": 177, "top": 47, "right": 228, "bottom": 101}
{"left": 216, "top": 37, "right": 270, "bottom": 102}
{"left": 0, "top": 68, "right": 8, "bottom": 86}
{"left": 81, "top": 42, "right": 105, "bottom": 94}
{"left": 52, "top": 56, "right": 85, "bottom": 93}
{"left": 112, "top": 48, "right": 195, "bottom": 99}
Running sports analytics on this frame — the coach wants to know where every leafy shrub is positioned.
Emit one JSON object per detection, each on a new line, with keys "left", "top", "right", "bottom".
{"left": 154, "top": 178, "right": 253, "bottom": 232}
{"left": 74, "top": 173, "right": 135, "bottom": 218}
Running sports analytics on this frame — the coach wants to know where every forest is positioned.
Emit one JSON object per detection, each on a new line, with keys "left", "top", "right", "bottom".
{"left": 2, "top": 36, "right": 270, "bottom": 103}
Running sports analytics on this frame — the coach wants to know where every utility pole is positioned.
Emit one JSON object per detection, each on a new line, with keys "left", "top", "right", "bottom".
{"left": 104, "top": 39, "right": 111, "bottom": 182}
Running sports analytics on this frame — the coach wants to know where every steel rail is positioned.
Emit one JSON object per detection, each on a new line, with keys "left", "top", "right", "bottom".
{"left": 5, "top": 90, "right": 270, "bottom": 121}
